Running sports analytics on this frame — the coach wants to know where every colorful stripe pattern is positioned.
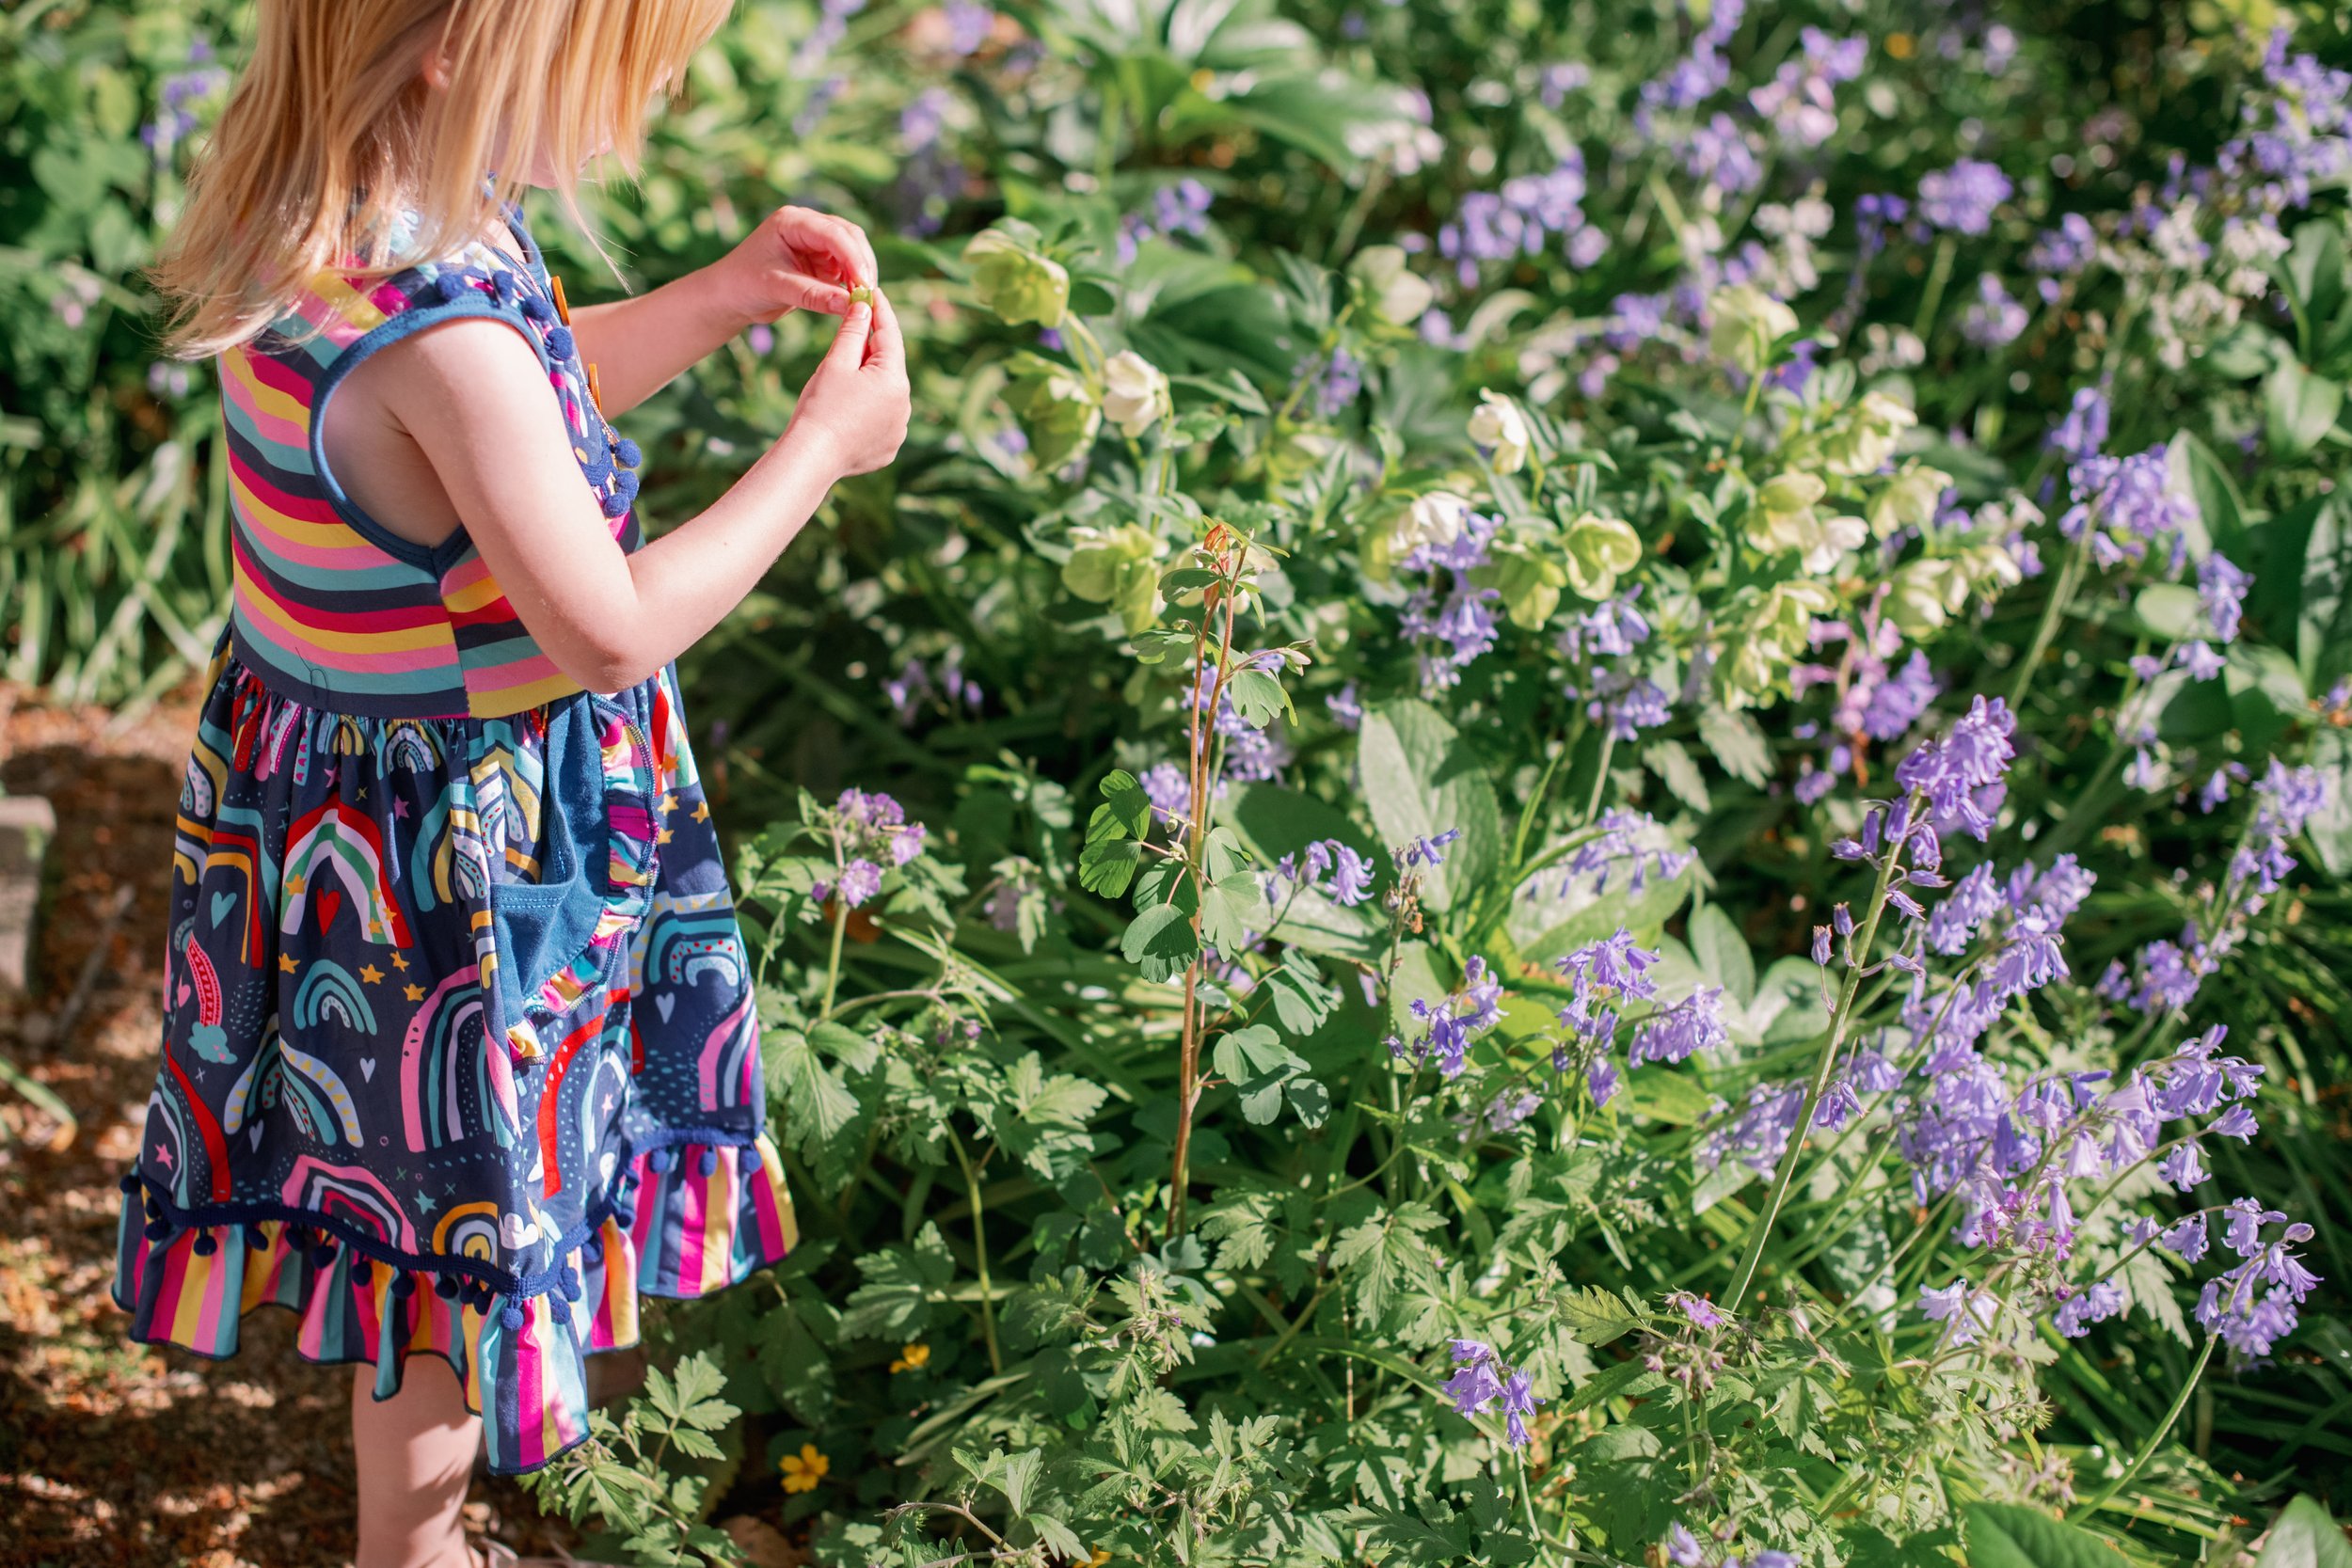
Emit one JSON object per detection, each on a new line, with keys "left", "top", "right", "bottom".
{"left": 116, "top": 1132, "right": 795, "bottom": 1474}
{"left": 220, "top": 210, "right": 644, "bottom": 721}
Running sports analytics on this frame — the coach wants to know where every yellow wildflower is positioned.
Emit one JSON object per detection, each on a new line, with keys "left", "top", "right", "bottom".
{"left": 1087, "top": 1553, "right": 1113, "bottom": 1566}
{"left": 779, "top": 1443, "right": 830, "bottom": 1494}
{"left": 890, "top": 1342, "right": 931, "bottom": 1374}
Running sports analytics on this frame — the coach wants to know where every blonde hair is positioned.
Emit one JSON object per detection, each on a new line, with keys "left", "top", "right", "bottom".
{"left": 154, "top": 0, "right": 731, "bottom": 357}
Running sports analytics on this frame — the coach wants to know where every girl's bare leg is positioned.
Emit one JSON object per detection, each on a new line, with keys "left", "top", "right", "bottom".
{"left": 351, "top": 1363, "right": 484, "bottom": 1568}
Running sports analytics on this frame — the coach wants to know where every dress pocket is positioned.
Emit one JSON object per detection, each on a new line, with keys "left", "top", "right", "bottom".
{"left": 482, "top": 691, "right": 660, "bottom": 1062}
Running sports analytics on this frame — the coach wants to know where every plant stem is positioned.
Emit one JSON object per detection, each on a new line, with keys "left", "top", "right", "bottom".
{"left": 818, "top": 897, "right": 850, "bottom": 1022}
{"left": 1913, "top": 234, "right": 1957, "bottom": 341}
{"left": 2007, "top": 531, "right": 2090, "bottom": 713}
{"left": 2076, "top": 1335, "right": 2216, "bottom": 1516}
{"left": 1723, "top": 798, "right": 1912, "bottom": 1310}
{"left": 1581, "top": 731, "right": 1619, "bottom": 827}
{"left": 946, "top": 1127, "right": 1003, "bottom": 1375}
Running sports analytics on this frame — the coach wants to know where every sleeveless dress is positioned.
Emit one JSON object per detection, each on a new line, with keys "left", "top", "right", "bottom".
{"left": 109, "top": 210, "right": 796, "bottom": 1475}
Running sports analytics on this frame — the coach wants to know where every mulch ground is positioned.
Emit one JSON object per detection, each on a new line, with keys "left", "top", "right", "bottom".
{"left": 0, "top": 686, "right": 582, "bottom": 1567}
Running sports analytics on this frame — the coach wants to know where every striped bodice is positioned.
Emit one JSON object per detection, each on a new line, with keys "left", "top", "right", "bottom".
{"left": 221, "top": 211, "right": 644, "bottom": 720}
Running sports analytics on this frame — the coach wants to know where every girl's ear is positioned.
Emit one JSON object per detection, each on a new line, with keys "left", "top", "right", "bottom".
{"left": 419, "top": 31, "right": 455, "bottom": 95}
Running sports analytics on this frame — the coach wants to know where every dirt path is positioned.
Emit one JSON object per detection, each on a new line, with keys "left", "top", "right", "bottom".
{"left": 0, "top": 689, "right": 575, "bottom": 1567}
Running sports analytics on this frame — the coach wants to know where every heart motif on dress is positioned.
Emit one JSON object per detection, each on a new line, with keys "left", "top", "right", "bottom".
{"left": 655, "top": 993, "right": 676, "bottom": 1022}
{"left": 210, "top": 891, "right": 236, "bottom": 927}
{"left": 359, "top": 1057, "right": 376, "bottom": 1082}
{"left": 249, "top": 1124, "right": 264, "bottom": 1149}
{"left": 316, "top": 889, "right": 343, "bottom": 932}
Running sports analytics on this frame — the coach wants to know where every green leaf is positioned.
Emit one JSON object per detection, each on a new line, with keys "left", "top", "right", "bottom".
{"left": 1687, "top": 904, "right": 1755, "bottom": 1006}
{"left": 1698, "top": 704, "right": 1773, "bottom": 786}
{"left": 2256, "top": 1497, "right": 2352, "bottom": 1568}
{"left": 1644, "top": 736, "right": 1712, "bottom": 813}
{"left": 1077, "top": 832, "right": 1144, "bottom": 896}
{"left": 1358, "top": 699, "right": 1502, "bottom": 913}
{"left": 2133, "top": 582, "right": 2207, "bottom": 641}
{"left": 1098, "top": 769, "right": 1151, "bottom": 837}
{"left": 2308, "top": 727, "right": 2352, "bottom": 878}
{"left": 1121, "top": 901, "right": 1200, "bottom": 982}
{"left": 1223, "top": 667, "right": 1292, "bottom": 727}
{"left": 840, "top": 1224, "right": 957, "bottom": 1340}
{"left": 2267, "top": 359, "right": 2344, "bottom": 458}
{"left": 1557, "top": 1285, "right": 1644, "bottom": 1345}
{"left": 1961, "top": 1503, "right": 2120, "bottom": 1568}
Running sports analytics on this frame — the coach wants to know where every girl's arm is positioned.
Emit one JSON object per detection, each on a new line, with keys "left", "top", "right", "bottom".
{"left": 378, "top": 294, "right": 908, "bottom": 691}
{"left": 568, "top": 205, "right": 880, "bottom": 416}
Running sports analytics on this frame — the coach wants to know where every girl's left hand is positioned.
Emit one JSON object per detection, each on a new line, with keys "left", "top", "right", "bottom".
{"left": 721, "top": 205, "right": 880, "bottom": 325}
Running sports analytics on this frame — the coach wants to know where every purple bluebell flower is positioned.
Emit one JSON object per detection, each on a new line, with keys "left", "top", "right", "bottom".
{"left": 1917, "top": 160, "right": 2013, "bottom": 235}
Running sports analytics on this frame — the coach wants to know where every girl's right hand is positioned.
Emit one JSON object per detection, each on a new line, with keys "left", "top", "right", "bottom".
{"left": 785, "top": 292, "right": 911, "bottom": 482}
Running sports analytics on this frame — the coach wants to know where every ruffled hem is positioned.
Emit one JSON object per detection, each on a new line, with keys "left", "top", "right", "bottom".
{"left": 111, "top": 1129, "right": 795, "bottom": 1475}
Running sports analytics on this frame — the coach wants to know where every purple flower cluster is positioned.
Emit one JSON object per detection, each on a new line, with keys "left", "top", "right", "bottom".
{"left": 1118, "top": 179, "right": 1215, "bottom": 264}
{"left": 1437, "top": 150, "right": 1607, "bottom": 286}
{"left": 2057, "top": 442, "right": 2198, "bottom": 572}
{"left": 812, "top": 787, "right": 928, "bottom": 910}
{"left": 1553, "top": 926, "right": 1724, "bottom": 1106}
{"left": 1916, "top": 159, "right": 2012, "bottom": 236}
{"left": 1749, "top": 28, "right": 1866, "bottom": 150}
{"left": 140, "top": 42, "right": 230, "bottom": 160}
{"left": 2219, "top": 29, "right": 2352, "bottom": 214}
{"left": 1439, "top": 1338, "right": 1543, "bottom": 1447}
{"left": 1263, "top": 838, "right": 1376, "bottom": 909}
{"left": 884, "top": 651, "right": 984, "bottom": 722}
{"left": 1399, "top": 513, "right": 1505, "bottom": 693}
{"left": 1663, "top": 1524, "right": 1796, "bottom": 1568}
{"left": 1523, "top": 809, "right": 1694, "bottom": 905}
{"left": 1395, "top": 955, "right": 1502, "bottom": 1078}
{"left": 2099, "top": 760, "right": 2327, "bottom": 1014}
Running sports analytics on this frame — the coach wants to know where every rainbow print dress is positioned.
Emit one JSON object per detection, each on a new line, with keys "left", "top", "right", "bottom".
{"left": 111, "top": 210, "right": 795, "bottom": 1474}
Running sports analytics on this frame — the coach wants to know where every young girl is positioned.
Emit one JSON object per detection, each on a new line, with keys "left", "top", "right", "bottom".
{"left": 111, "top": 3, "right": 909, "bottom": 1562}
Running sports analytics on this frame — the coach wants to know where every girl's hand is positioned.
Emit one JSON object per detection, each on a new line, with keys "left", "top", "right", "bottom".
{"left": 720, "top": 205, "right": 880, "bottom": 325}
{"left": 783, "top": 291, "right": 910, "bottom": 482}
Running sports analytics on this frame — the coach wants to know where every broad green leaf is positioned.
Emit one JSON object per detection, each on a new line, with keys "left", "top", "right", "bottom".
{"left": 2256, "top": 1497, "right": 2352, "bottom": 1568}
{"left": 1223, "top": 666, "right": 1292, "bottom": 727}
{"left": 1961, "top": 1503, "right": 2118, "bottom": 1568}
{"left": 1121, "top": 902, "right": 1200, "bottom": 981}
{"left": 1687, "top": 903, "right": 1755, "bottom": 1006}
{"left": 1077, "top": 832, "right": 1143, "bottom": 896}
{"left": 2266, "top": 359, "right": 2344, "bottom": 458}
{"left": 2306, "top": 727, "right": 2352, "bottom": 877}
{"left": 1698, "top": 704, "right": 1773, "bottom": 786}
{"left": 1359, "top": 699, "right": 1502, "bottom": 913}
{"left": 1098, "top": 769, "right": 1151, "bottom": 838}
{"left": 2133, "top": 582, "right": 2207, "bottom": 641}
{"left": 1644, "top": 736, "right": 1712, "bottom": 813}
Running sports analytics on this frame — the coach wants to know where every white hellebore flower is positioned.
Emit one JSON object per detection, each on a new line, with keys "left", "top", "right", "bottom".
{"left": 1469, "top": 389, "right": 1532, "bottom": 474}
{"left": 1100, "top": 350, "right": 1171, "bottom": 439}
{"left": 1394, "top": 490, "right": 1473, "bottom": 555}
{"left": 1351, "top": 245, "right": 1435, "bottom": 327}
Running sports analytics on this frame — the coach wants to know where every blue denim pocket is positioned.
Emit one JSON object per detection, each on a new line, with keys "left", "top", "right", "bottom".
{"left": 480, "top": 691, "right": 660, "bottom": 1061}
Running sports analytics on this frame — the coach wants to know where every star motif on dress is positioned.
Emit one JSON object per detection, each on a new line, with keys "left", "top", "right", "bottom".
{"left": 692, "top": 800, "right": 710, "bottom": 822}
{"left": 392, "top": 798, "right": 411, "bottom": 819}
{"left": 152, "top": 1142, "right": 174, "bottom": 1169}
{"left": 358, "top": 963, "right": 385, "bottom": 984}
{"left": 404, "top": 982, "right": 426, "bottom": 1002}
{"left": 657, "top": 826, "right": 674, "bottom": 845}
{"left": 416, "top": 1191, "right": 437, "bottom": 1215}
{"left": 659, "top": 792, "right": 679, "bottom": 814}
{"left": 278, "top": 953, "right": 298, "bottom": 973}
{"left": 390, "top": 950, "right": 409, "bottom": 971}
{"left": 284, "top": 873, "right": 307, "bottom": 895}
